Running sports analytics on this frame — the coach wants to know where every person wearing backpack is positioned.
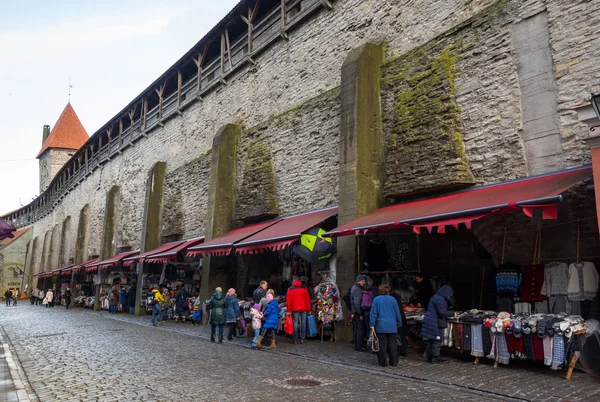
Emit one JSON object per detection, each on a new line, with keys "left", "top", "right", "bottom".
{"left": 351, "top": 276, "right": 367, "bottom": 351}
{"left": 361, "top": 284, "right": 377, "bottom": 335}
{"left": 208, "top": 287, "right": 228, "bottom": 343}
{"left": 149, "top": 288, "right": 165, "bottom": 326}
{"left": 174, "top": 285, "right": 189, "bottom": 323}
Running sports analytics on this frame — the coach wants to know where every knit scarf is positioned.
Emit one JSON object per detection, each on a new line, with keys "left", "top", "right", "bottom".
{"left": 452, "top": 323, "right": 461, "bottom": 349}
{"left": 524, "top": 334, "right": 535, "bottom": 361}
{"left": 551, "top": 336, "right": 565, "bottom": 370}
{"left": 497, "top": 333, "right": 510, "bottom": 365}
{"left": 482, "top": 326, "right": 492, "bottom": 355}
{"left": 487, "top": 333, "right": 497, "bottom": 360}
{"left": 543, "top": 336, "right": 554, "bottom": 366}
{"left": 471, "top": 325, "right": 484, "bottom": 357}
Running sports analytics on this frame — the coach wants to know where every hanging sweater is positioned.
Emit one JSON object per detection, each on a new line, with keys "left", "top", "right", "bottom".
{"left": 541, "top": 262, "right": 569, "bottom": 297}
{"left": 495, "top": 263, "right": 522, "bottom": 298}
{"left": 520, "top": 264, "right": 547, "bottom": 302}
{"left": 567, "top": 262, "right": 599, "bottom": 301}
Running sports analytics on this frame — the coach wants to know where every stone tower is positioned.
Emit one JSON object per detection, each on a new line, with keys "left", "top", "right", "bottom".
{"left": 36, "top": 103, "right": 89, "bottom": 193}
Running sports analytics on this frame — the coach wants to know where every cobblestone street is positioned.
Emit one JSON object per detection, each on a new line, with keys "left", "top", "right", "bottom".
{"left": 0, "top": 305, "right": 598, "bottom": 401}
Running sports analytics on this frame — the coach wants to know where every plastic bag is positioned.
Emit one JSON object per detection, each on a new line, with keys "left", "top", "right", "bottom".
{"left": 367, "top": 328, "right": 379, "bottom": 353}
{"left": 307, "top": 314, "right": 318, "bottom": 337}
{"left": 284, "top": 315, "right": 294, "bottom": 335}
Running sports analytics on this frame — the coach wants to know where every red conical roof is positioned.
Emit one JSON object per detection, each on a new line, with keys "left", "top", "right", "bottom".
{"left": 37, "top": 103, "right": 89, "bottom": 158}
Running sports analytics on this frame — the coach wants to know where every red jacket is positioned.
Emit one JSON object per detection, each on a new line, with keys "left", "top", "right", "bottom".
{"left": 286, "top": 280, "right": 311, "bottom": 313}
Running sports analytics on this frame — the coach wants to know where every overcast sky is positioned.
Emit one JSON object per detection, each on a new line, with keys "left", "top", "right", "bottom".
{"left": 0, "top": 0, "right": 239, "bottom": 215}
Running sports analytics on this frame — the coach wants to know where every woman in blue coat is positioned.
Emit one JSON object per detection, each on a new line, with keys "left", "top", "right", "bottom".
{"left": 420, "top": 285, "right": 455, "bottom": 363}
{"left": 257, "top": 294, "right": 279, "bottom": 349}
{"left": 225, "top": 288, "right": 242, "bottom": 340}
{"left": 369, "top": 284, "right": 403, "bottom": 367}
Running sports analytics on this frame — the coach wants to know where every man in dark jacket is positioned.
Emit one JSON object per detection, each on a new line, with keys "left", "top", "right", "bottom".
{"left": 413, "top": 275, "right": 434, "bottom": 309}
{"left": 420, "top": 285, "right": 456, "bottom": 363}
{"left": 252, "top": 281, "right": 268, "bottom": 304}
{"left": 127, "top": 285, "right": 136, "bottom": 314}
{"left": 286, "top": 280, "right": 311, "bottom": 344}
{"left": 351, "top": 275, "right": 366, "bottom": 351}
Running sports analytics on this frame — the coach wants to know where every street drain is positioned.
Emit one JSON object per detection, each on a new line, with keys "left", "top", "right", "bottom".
{"left": 264, "top": 376, "right": 340, "bottom": 389}
{"left": 284, "top": 378, "right": 321, "bottom": 387}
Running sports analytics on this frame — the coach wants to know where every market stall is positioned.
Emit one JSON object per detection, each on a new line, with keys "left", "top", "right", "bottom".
{"left": 188, "top": 207, "right": 341, "bottom": 339}
{"left": 323, "top": 166, "right": 599, "bottom": 378}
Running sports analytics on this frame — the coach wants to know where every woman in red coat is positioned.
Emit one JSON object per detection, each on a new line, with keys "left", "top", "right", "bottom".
{"left": 286, "top": 280, "right": 312, "bottom": 344}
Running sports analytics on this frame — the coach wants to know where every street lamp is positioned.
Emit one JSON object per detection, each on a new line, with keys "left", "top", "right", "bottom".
{"left": 592, "top": 93, "right": 600, "bottom": 120}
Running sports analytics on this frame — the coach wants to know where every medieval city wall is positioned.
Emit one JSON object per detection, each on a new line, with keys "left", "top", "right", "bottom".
{"left": 15, "top": 0, "right": 600, "bottom": 283}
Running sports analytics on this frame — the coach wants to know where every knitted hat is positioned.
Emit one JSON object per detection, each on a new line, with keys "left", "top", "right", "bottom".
{"left": 522, "top": 322, "right": 531, "bottom": 335}
{"left": 215, "top": 287, "right": 222, "bottom": 293}
{"left": 266, "top": 294, "right": 274, "bottom": 301}
{"left": 227, "top": 288, "right": 236, "bottom": 295}
{"left": 356, "top": 275, "right": 366, "bottom": 282}
{"left": 252, "top": 303, "right": 260, "bottom": 310}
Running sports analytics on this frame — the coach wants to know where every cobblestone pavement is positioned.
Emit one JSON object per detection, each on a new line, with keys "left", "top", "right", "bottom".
{"left": 0, "top": 305, "right": 597, "bottom": 402}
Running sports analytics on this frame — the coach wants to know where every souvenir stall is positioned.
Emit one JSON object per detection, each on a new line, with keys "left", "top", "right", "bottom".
{"left": 323, "top": 167, "right": 599, "bottom": 378}
{"left": 71, "top": 258, "right": 98, "bottom": 308}
{"left": 313, "top": 271, "right": 343, "bottom": 341}
{"left": 187, "top": 207, "right": 341, "bottom": 337}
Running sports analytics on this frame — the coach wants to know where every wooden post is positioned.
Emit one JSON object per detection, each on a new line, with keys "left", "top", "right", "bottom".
{"left": 224, "top": 28, "right": 233, "bottom": 71}
{"left": 155, "top": 81, "right": 166, "bottom": 120}
{"left": 493, "top": 360, "right": 499, "bottom": 369}
{"left": 128, "top": 106, "right": 137, "bottom": 137}
{"left": 565, "top": 354, "right": 578, "bottom": 380}
{"left": 119, "top": 119, "right": 123, "bottom": 147}
{"left": 220, "top": 34, "right": 225, "bottom": 76}
{"left": 474, "top": 357, "right": 480, "bottom": 365}
{"left": 193, "top": 44, "right": 208, "bottom": 94}
{"left": 177, "top": 70, "right": 182, "bottom": 107}
{"left": 143, "top": 98, "right": 148, "bottom": 130}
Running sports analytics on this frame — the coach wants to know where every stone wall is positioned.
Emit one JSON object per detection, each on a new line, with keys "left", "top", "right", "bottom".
{"left": 0, "top": 229, "right": 32, "bottom": 294}
{"left": 12, "top": 0, "right": 600, "bottom": 281}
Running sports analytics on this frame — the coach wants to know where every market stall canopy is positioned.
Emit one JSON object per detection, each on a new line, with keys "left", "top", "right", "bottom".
{"left": 60, "top": 264, "right": 74, "bottom": 275}
{"left": 96, "top": 250, "right": 140, "bottom": 269}
{"left": 324, "top": 166, "right": 593, "bottom": 237}
{"left": 0, "top": 219, "right": 16, "bottom": 241}
{"left": 187, "top": 220, "right": 280, "bottom": 257}
{"left": 235, "top": 207, "right": 338, "bottom": 255}
{"left": 122, "top": 242, "right": 183, "bottom": 267}
{"left": 144, "top": 237, "right": 205, "bottom": 263}
{"left": 76, "top": 257, "right": 99, "bottom": 273}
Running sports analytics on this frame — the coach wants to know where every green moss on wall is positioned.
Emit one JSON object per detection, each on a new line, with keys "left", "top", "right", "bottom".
{"left": 235, "top": 141, "right": 279, "bottom": 220}
{"left": 382, "top": 41, "right": 474, "bottom": 198}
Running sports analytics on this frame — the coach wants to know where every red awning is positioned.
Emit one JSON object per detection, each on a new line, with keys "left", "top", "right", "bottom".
{"left": 97, "top": 250, "right": 140, "bottom": 268}
{"left": 145, "top": 237, "right": 205, "bottom": 264}
{"left": 122, "top": 242, "right": 183, "bottom": 267}
{"left": 187, "top": 220, "right": 280, "bottom": 257}
{"left": 71, "top": 257, "right": 98, "bottom": 273}
{"left": 234, "top": 207, "right": 338, "bottom": 255}
{"left": 60, "top": 265, "right": 74, "bottom": 275}
{"left": 325, "top": 166, "right": 592, "bottom": 237}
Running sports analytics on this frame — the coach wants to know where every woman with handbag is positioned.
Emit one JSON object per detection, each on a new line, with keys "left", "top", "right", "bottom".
{"left": 420, "top": 285, "right": 456, "bottom": 364}
{"left": 369, "top": 285, "right": 403, "bottom": 367}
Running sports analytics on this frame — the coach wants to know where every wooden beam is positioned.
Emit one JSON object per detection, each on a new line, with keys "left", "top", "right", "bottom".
{"left": 193, "top": 44, "right": 208, "bottom": 93}
{"left": 224, "top": 28, "right": 233, "bottom": 71}
{"left": 280, "top": 0, "right": 289, "bottom": 39}
{"left": 155, "top": 81, "right": 166, "bottom": 119}
{"left": 177, "top": 70, "right": 182, "bottom": 107}
{"left": 143, "top": 99, "right": 148, "bottom": 130}
{"left": 119, "top": 119, "right": 123, "bottom": 147}
{"left": 321, "top": 0, "right": 333, "bottom": 10}
{"left": 220, "top": 33, "right": 225, "bottom": 76}
{"left": 251, "top": 0, "right": 261, "bottom": 23}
